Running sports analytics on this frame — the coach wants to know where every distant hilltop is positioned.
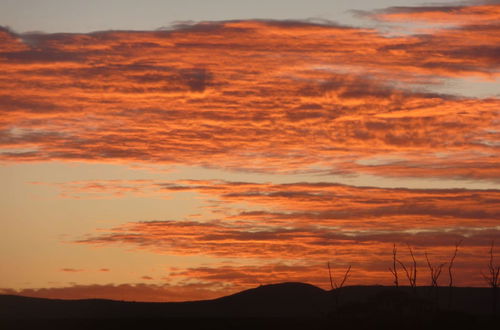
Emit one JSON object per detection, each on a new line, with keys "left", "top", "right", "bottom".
{"left": 1, "top": 282, "right": 498, "bottom": 329}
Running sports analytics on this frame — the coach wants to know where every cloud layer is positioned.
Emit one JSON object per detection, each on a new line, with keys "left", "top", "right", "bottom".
{"left": 1, "top": 4, "right": 499, "bottom": 181}
{"left": 2, "top": 3, "right": 499, "bottom": 301}
{"left": 72, "top": 179, "right": 500, "bottom": 289}
{"left": 361, "top": 4, "right": 500, "bottom": 25}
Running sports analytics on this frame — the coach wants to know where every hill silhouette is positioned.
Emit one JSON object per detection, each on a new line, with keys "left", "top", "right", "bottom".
{"left": 1, "top": 282, "right": 498, "bottom": 329}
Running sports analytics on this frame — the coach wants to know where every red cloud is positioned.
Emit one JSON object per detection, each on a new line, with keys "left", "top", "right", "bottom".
{"left": 41, "top": 178, "right": 500, "bottom": 225}
{"left": 0, "top": 8, "right": 499, "bottom": 182}
{"left": 74, "top": 180, "right": 500, "bottom": 287}
{"left": 2, "top": 4, "right": 499, "bottom": 301}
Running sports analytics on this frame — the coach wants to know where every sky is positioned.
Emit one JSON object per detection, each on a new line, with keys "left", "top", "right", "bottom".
{"left": 0, "top": 0, "right": 499, "bottom": 302}
{"left": 0, "top": 0, "right": 475, "bottom": 33}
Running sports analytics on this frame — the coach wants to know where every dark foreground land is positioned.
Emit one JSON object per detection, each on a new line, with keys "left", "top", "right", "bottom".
{"left": 1, "top": 282, "right": 498, "bottom": 329}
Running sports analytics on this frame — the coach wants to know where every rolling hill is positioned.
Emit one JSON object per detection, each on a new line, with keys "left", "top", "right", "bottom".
{"left": 1, "top": 282, "right": 498, "bottom": 329}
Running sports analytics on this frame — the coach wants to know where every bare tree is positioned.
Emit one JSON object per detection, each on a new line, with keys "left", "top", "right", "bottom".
{"left": 425, "top": 252, "right": 446, "bottom": 287}
{"left": 389, "top": 243, "right": 399, "bottom": 287}
{"left": 448, "top": 239, "right": 463, "bottom": 309}
{"left": 328, "top": 261, "right": 334, "bottom": 290}
{"left": 425, "top": 252, "right": 446, "bottom": 310}
{"left": 328, "top": 261, "right": 352, "bottom": 290}
{"left": 338, "top": 265, "right": 352, "bottom": 290}
{"left": 397, "top": 244, "right": 417, "bottom": 293}
{"left": 482, "top": 241, "right": 500, "bottom": 316}
{"left": 328, "top": 261, "right": 352, "bottom": 308}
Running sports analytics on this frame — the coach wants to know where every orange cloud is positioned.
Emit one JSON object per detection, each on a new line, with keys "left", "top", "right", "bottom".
{"left": 0, "top": 9, "right": 498, "bottom": 182}
{"left": 41, "top": 179, "right": 500, "bottom": 225}
{"left": 73, "top": 179, "right": 499, "bottom": 288}
{"left": 2, "top": 4, "right": 499, "bottom": 301}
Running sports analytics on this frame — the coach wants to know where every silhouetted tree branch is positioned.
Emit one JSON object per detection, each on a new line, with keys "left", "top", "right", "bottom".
{"left": 327, "top": 262, "right": 352, "bottom": 309}
{"left": 425, "top": 252, "right": 446, "bottom": 287}
{"left": 338, "top": 265, "right": 352, "bottom": 289}
{"left": 389, "top": 243, "right": 399, "bottom": 287}
{"left": 397, "top": 244, "right": 417, "bottom": 293}
{"left": 482, "top": 241, "right": 500, "bottom": 316}
{"left": 328, "top": 261, "right": 334, "bottom": 290}
{"left": 327, "top": 262, "right": 351, "bottom": 290}
{"left": 448, "top": 239, "right": 463, "bottom": 309}
{"left": 482, "top": 241, "right": 500, "bottom": 288}
{"left": 425, "top": 251, "right": 446, "bottom": 310}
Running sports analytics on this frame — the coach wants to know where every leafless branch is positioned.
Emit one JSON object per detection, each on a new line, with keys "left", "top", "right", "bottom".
{"left": 482, "top": 240, "right": 500, "bottom": 316}
{"left": 327, "top": 262, "right": 352, "bottom": 309}
{"left": 397, "top": 259, "right": 413, "bottom": 287}
{"left": 396, "top": 244, "right": 417, "bottom": 291}
{"left": 338, "top": 265, "right": 352, "bottom": 289}
{"left": 328, "top": 262, "right": 352, "bottom": 290}
{"left": 389, "top": 243, "right": 399, "bottom": 287}
{"left": 425, "top": 252, "right": 446, "bottom": 287}
{"left": 483, "top": 241, "right": 500, "bottom": 289}
{"left": 408, "top": 245, "right": 417, "bottom": 288}
{"left": 448, "top": 239, "right": 463, "bottom": 289}
{"left": 447, "top": 239, "right": 464, "bottom": 309}
{"left": 327, "top": 261, "right": 334, "bottom": 290}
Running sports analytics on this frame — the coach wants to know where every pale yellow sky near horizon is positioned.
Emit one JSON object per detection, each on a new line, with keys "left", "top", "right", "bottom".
{"left": 1, "top": 160, "right": 498, "bottom": 290}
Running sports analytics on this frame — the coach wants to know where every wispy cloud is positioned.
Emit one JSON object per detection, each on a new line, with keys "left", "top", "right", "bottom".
{"left": 357, "top": 4, "right": 500, "bottom": 25}
{"left": 37, "top": 178, "right": 500, "bottom": 223}
{"left": 0, "top": 6, "right": 498, "bottom": 181}
{"left": 72, "top": 179, "right": 500, "bottom": 287}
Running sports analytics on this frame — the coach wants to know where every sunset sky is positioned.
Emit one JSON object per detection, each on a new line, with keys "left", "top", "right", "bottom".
{"left": 1, "top": 0, "right": 499, "bottom": 302}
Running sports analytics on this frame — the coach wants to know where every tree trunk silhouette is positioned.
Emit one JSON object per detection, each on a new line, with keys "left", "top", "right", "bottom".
{"left": 448, "top": 239, "right": 463, "bottom": 309}
{"left": 425, "top": 251, "right": 446, "bottom": 310}
{"left": 482, "top": 241, "right": 499, "bottom": 318}
{"left": 397, "top": 244, "right": 417, "bottom": 294}
{"left": 389, "top": 243, "right": 399, "bottom": 287}
{"left": 328, "top": 262, "right": 352, "bottom": 309}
